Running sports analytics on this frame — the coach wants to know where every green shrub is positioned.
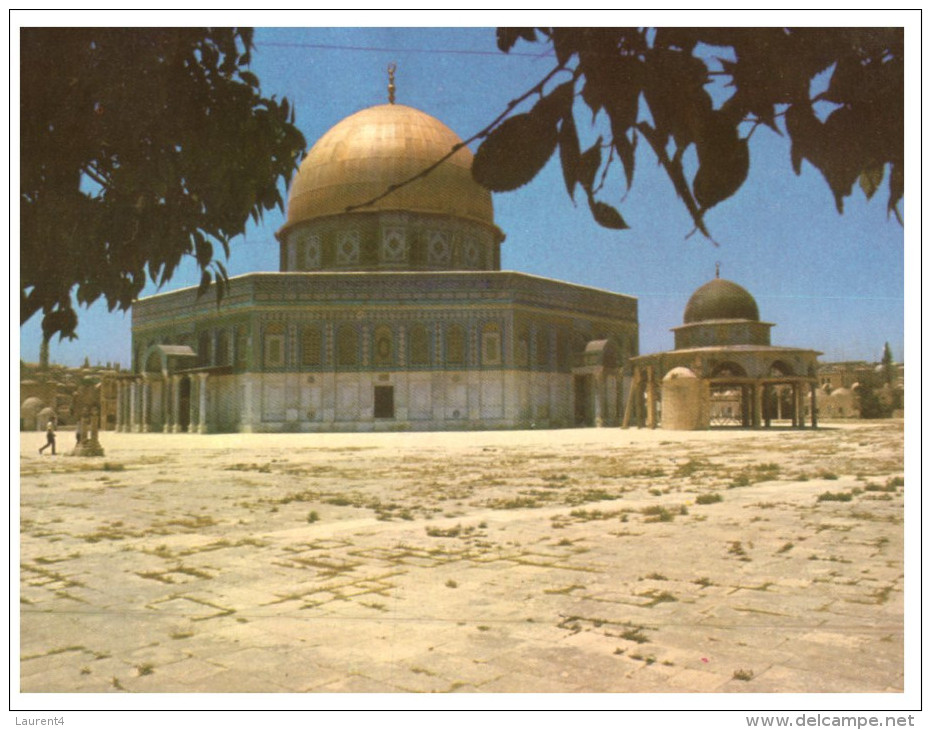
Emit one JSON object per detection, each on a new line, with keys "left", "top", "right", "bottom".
{"left": 641, "top": 505, "right": 674, "bottom": 523}
{"left": 817, "top": 491, "right": 853, "bottom": 502}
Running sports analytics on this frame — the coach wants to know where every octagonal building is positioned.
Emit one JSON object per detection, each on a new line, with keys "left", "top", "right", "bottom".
{"left": 123, "top": 96, "right": 639, "bottom": 433}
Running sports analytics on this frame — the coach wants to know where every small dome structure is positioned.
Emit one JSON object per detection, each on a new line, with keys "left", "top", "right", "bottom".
{"left": 283, "top": 104, "right": 494, "bottom": 231}
{"left": 683, "top": 278, "right": 760, "bottom": 324}
{"left": 663, "top": 366, "right": 698, "bottom": 381}
{"left": 37, "top": 406, "right": 56, "bottom": 428}
{"left": 21, "top": 396, "right": 44, "bottom": 412}
{"left": 661, "top": 366, "right": 708, "bottom": 430}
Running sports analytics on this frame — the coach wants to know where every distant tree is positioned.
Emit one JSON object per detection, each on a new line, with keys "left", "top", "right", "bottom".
{"left": 881, "top": 341, "right": 895, "bottom": 384}
{"left": 20, "top": 28, "right": 306, "bottom": 341}
{"left": 856, "top": 381, "right": 891, "bottom": 419}
{"left": 473, "top": 28, "right": 903, "bottom": 238}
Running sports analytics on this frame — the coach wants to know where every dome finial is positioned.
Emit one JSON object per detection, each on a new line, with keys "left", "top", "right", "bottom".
{"left": 715, "top": 261, "right": 721, "bottom": 279}
{"left": 387, "top": 63, "right": 397, "bottom": 104}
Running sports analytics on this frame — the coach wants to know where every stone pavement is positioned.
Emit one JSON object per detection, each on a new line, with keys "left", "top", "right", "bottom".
{"left": 18, "top": 422, "right": 905, "bottom": 693}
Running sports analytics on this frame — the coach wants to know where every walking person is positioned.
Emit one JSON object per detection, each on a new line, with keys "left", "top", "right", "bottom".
{"left": 39, "top": 421, "right": 56, "bottom": 455}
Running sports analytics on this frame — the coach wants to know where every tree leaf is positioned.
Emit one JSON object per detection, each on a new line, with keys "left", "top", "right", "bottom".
{"left": 472, "top": 112, "right": 558, "bottom": 192}
{"left": 558, "top": 111, "right": 581, "bottom": 200}
{"left": 859, "top": 165, "right": 885, "bottom": 200}
{"left": 587, "top": 195, "right": 629, "bottom": 230}
{"left": 197, "top": 270, "right": 211, "bottom": 297}
{"left": 496, "top": 28, "right": 537, "bottom": 53}
{"left": 613, "top": 129, "right": 636, "bottom": 191}
{"left": 578, "top": 138, "right": 602, "bottom": 192}
{"left": 784, "top": 102, "right": 822, "bottom": 176}
{"left": 887, "top": 160, "right": 903, "bottom": 221}
{"left": 636, "top": 121, "right": 710, "bottom": 239}
{"left": 41, "top": 307, "right": 78, "bottom": 342}
{"left": 533, "top": 81, "right": 575, "bottom": 124}
{"left": 193, "top": 230, "right": 213, "bottom": 267}
{"left": 693, "top": 117, "right": 750, "bottom": 210}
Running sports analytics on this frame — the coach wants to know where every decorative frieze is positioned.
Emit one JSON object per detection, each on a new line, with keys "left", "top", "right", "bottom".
{"left": 337, "top": 230, "right": 361, "bottom": 265}
{"left": 381, "top": 228, "right": 407, "bottom": 263}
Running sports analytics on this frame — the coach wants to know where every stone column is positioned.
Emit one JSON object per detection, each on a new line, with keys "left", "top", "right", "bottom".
{"left": 188, "top": 377, "right": 198, "bottom": 433}
{"left": 753, "top": 383, "right": 763, "bottom": 428}
{"left": 593, "top": 369, "right": 604, "bottom": 428}
{"left": 130, "top": 379, "right": 140, "bottom": 432}
{"left": 241, "top": 375, "right": 254, "bottom": 432}
{"left": 122, "top": 381, "right": 129, "bottom": 432}
{"left": 140, "top": 375, "right": 150, "bottom": 432}
{"left": 763, "top": 384, "right": 772, "bottom": 428}
{"left": 796, "top": 383, "right": 806, "bottom": 428}
{"left": 645, "top": 367, "right": 655, "bottom": 429}
{"left": 172, "top": 376, "right": 182, "bottom": 433}
{"left": 810, "top": 383, "right": 818, "bottom": 429}
{"left": 163, "top": 376, "right": 173, "bottom": 433}
{"left": 198, "top": 372, "right": 209, "bottom": 433}
{"left": 115, "top": 381, "right": 123, "bottom": 432}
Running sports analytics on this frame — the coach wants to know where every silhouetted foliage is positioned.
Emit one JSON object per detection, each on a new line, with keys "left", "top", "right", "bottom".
{"left": 480, "top": 27, "right": 903, "bottom": 237}
{"left": 21, "top": 28, "right": 306, "bottom": 340}
{"left": 881, "top": 341, "right": 895, "bottom": 385}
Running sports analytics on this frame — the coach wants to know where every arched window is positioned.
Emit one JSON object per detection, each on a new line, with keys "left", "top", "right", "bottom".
{"left": 535, "top": 326, "right": 550, "bottom": 368}
{"left": 216, "top": 329, "right": 230, "bottom": 367}
{"left": 337, "top": 325, "right": 358, "bottom": 368}
{"left": 198, "top": 332, "right": 211, "bottom": 367}
{"left": 446, "top": 324, "right": 465, "bottom": 366}
{"left": 302, "top": 326, "right": 322, "bottom": 367}
{"left": 235, "top": 326, "right": 248, "bottom": 370}
{"left": 482, "top": 322, "right": 502, "bottom": 366}
{"left": 710, "top": 361, "right": 747, "bottom": 378}
{"left": 373, "top": 325, "right": 394, "bottom": 367}
{"left": 770, "top": 360, "right": 794, "bottom": 377}
{"left": 555, "top": 329, "right": 569, "bottom": 369}
{"left": 409, "top": 325, "right": 430, "bottom": 366}
{"left": 516, "top": 324, "right": 530, "bottom": 367}
{"left": 264, "top": 323, "right": 285, "bottom": 368}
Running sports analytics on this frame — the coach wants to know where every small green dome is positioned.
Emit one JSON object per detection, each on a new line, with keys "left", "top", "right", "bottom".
{"left": 683, "top": 278, "right": 759, "bottom": 324}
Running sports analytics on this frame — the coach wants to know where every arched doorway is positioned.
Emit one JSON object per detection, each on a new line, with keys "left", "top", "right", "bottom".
{"left": 709, "top": 362, "right": 748, "bottom": 426}
{"left": 765, "top": 361, "right": 797, "bottom": 424}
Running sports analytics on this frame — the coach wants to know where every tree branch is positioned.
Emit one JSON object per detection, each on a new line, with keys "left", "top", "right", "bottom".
{"left": 345, "top": 63, "right": 570, "bottom": 214}
{"left": 635, "top": 122, "right": 715, "bottom": 243}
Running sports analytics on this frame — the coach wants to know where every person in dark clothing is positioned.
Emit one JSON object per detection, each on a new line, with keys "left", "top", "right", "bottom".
{"left": 39, "top": 421, "right": 56, "bottom": 455}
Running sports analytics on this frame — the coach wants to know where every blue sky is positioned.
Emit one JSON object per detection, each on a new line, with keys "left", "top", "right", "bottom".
{"left": 17, "top": 21, "right": 912, "bottom": 369}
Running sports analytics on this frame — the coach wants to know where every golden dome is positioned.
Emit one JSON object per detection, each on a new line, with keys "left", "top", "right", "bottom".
{"left": 283, "top": 104, "right": 495, "bottom": 230}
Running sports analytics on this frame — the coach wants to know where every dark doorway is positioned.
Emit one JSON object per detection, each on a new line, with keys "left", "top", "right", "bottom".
{"left": 178, "top": 377, "right": 191, "bottom": 432}
{"left": 374, "top": 386, "right": 395, "bottom": 419}
{"left": 574, "top": 375, "right": 592, "bottom": 426}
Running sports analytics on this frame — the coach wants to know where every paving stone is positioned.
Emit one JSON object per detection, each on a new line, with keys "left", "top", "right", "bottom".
{"left": 477, "top": 671, "right": 582, "bottom": 693}
{"left": 664, "top": 667, "right": 732, "bottom": 692}
{"left": 18, "top": 424, "right": 905, "bottom": 694}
